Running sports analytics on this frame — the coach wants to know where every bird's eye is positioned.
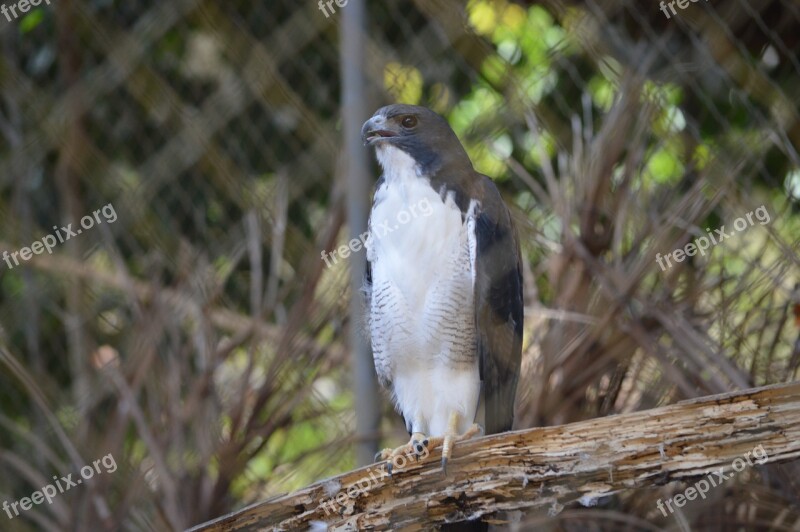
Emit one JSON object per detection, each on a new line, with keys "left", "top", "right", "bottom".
{"left": 401, "top": 116, "right": 418, "bottom": 128}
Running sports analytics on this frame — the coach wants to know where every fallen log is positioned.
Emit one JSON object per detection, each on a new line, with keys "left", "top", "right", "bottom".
{"left": 189, "top": 381, "right": 800, "bottom": 530}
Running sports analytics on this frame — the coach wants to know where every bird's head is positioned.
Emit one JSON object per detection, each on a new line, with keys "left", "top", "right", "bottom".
{"left": 361, "top": 104, "right": 471, "bottom": 175}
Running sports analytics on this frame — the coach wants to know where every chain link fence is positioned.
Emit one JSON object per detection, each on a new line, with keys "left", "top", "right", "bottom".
{"left": 1, "top": 0, "right": 799, "bottom": 529}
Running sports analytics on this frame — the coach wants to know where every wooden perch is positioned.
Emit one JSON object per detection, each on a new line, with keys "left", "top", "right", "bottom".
{"left": 189, "top": 381, "right": 800, "bottom": 531}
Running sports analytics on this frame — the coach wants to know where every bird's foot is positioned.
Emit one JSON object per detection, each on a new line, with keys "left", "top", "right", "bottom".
{"left": 426, "top": 416, "right": 484, "bottom": 476}
{"left": 374, "top": 432, "right": 430, "bottom": 476}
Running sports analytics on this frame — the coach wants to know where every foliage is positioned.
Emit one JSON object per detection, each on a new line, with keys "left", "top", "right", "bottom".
{"left": 0, "top": 0, "right": 798, "bottom": 529}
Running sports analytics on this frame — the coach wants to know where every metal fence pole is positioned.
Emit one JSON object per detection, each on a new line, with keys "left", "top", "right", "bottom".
{"left": 340, "top": 0, "right": 381, "bottom": 466}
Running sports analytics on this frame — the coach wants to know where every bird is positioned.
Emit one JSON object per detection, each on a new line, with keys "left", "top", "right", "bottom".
{"left": 361, "top": 104, "right": 523, "bottom": 483}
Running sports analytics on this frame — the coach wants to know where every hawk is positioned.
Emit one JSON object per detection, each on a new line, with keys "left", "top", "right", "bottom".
{"left": 361, "top": 104, "right": 523, "bottom": 474}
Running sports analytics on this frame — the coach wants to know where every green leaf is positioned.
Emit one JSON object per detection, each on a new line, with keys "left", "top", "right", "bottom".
{"left": 19, "top": 8, "right": 45, "bottom": 34}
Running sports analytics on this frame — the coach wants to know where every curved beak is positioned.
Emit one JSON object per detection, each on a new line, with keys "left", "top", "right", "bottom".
{"left": 361, "top": 115, "right": 398, "bottom": 146}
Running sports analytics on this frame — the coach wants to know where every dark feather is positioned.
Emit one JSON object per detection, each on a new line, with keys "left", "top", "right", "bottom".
{"left": 474, "top": 174, "right": 523, "bottom": 435}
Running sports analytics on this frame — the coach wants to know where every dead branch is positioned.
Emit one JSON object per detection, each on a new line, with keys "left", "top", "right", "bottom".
{"left": 189, "top": 381, "right": 800, "bottom": 531}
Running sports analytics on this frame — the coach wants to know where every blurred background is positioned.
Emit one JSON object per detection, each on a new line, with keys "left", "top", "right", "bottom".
{"left": 1, "top": 0, "right": 799, "bottom": 530}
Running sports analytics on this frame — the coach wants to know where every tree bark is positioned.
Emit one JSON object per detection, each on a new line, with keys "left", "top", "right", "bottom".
{"left": 189, "top": 381, "right": 800, "bottom": 531}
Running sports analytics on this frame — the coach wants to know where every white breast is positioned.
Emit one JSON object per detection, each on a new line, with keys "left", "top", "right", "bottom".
{"left": 367, "top": 145, "right": 480, "bottom": 436}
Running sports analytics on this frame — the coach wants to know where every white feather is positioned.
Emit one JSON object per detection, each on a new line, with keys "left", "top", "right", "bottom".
{"left": 367, "top": 145, "right": 481, "bottom": 437}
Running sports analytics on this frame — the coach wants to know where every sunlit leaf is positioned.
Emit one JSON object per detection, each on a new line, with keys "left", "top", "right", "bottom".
{"left": 645, "top": 147, "right": 684, "bottom": 185}
{"left": 383, "top": 63, "right": 423, "bottom": 105}
{"left": 467, "top": 0, "right": 498, "bottom": 36}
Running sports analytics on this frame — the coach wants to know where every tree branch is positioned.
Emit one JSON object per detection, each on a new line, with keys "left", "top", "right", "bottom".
{"left": 189, "top": 381, "right": 800, "bottom": 530}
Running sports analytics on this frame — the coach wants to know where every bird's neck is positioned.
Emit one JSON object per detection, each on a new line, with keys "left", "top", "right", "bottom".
{"left": 376, "top": 144, "right": 475, "bottom": 215}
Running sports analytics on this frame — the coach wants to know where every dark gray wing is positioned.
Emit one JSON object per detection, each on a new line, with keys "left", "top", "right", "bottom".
{"left": 474, "top": 175, "right": 523, "bottom": 435}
